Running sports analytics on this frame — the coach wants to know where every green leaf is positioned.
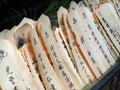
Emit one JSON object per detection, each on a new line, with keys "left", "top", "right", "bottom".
{"left": 116, "top": 56, "right": 120, "bottom": 62}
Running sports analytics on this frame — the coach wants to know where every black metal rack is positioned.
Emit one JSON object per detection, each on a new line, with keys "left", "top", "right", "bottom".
{"left": 91, "top": 63, "right": 120, "bottom": 90}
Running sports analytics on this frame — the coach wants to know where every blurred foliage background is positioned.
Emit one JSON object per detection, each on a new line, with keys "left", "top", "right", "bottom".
{"left": 44, "top": 0, "right": 80, "bottom": 15}
{"left": 0, "top": 0, "right": 81, "bottom": 31}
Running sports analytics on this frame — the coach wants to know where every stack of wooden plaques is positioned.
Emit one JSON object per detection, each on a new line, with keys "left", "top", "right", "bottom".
{"left": 0, "top": 0, "right": 120, "bottom": 90}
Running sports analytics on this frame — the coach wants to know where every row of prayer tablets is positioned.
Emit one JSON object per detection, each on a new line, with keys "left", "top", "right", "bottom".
{"left": 0, "top": 0, "right": 120, "bottom": 90}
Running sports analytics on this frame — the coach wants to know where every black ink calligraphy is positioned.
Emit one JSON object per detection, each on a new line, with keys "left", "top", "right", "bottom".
{"left": 73, "top": 18, "right": 77, "bottom": 24}
{"left": 6, "top": 66, "right": 13, "bottom": 75}
{"left": 0, "top": 50, "right": 8, "bottom": 63}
